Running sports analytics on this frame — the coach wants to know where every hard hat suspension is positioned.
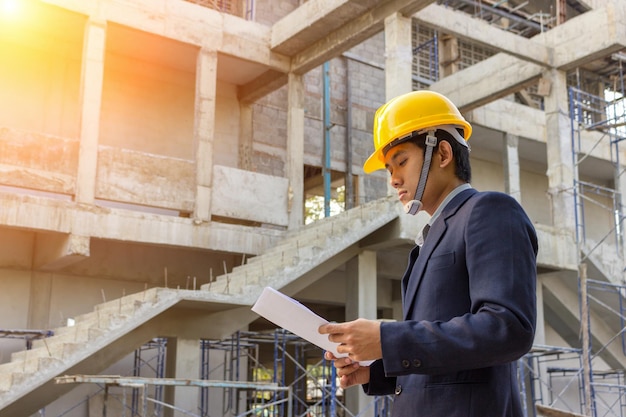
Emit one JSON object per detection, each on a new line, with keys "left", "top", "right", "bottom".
{"left": 405, "top": 130, "right": 437, "bottom": 215}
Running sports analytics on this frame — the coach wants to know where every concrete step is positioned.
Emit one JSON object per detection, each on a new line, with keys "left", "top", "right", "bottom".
{"left": 0, "top": 373, "right": 12, "bottom": 392}
{"left": 29, "top": 319, "right": 111, "bottom": 351}
{"left": 13, "top": 336, "right": 97, "bottom": 362}
{"left": 231, "top": 245, "right": 324, "bottom": 281}
{"left": 0, "top": 355, "right": 61, "bottom": 375}
{"left": 250, "top": 202, "right": 381, "bottom": 259}
{"left": 245, "top": 217, "right": 355, "bottom": 264}
{"left": 236, "top": 243, "right": 323, "bottom": 271}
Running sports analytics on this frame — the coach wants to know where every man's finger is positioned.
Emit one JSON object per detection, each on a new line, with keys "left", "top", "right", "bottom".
{"left": 319, "top": 322, "right": 343, "bottom": 334}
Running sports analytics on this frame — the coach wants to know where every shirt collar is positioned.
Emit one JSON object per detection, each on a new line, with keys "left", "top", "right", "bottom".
{"left": 429, "top": 183, "right": 472, "bottom": 227}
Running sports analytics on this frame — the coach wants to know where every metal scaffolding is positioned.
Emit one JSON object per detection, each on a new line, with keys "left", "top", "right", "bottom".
{"left": 410, "top": 7, "right": 626, "bottom": 416}
{"left": 55, "top": 375, "right": 292, "bottom": 417}
{"left": 567, "top": 61, "right": 626, "bottom": 416}
{"left": 0, "top": 329, "right": 54, "bottom": 350}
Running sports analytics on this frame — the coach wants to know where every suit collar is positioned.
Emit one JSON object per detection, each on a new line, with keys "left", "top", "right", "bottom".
{"left": 402, "top": 188, "right": 477, "bottom": 318}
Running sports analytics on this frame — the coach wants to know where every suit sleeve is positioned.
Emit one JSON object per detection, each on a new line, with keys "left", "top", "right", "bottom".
{"left": 362, "top": 360, "right": 396, "bottom": 395}
{"left": 379, "top": 192, "right": 538, "bottom": 376}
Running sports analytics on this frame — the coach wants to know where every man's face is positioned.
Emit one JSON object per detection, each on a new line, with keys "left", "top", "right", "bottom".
{"left": 384, "top": 141, "right": 424, "bottom": 207}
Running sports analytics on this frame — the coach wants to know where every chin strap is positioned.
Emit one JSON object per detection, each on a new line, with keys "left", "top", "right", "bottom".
{"left": 404, "top": 130, "right": 438, "bottom": 215}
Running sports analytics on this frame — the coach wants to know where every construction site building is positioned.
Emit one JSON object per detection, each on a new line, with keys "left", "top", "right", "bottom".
{"left": 0, "top": 0, "right": 626, "bottom": 416}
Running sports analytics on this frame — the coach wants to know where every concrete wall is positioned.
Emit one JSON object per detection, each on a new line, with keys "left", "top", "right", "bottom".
{"left": 100, "top": 35, "right": 196, "bottom": 159}
{"left": 0, "top": 10, "right": 83, "bottom": 139}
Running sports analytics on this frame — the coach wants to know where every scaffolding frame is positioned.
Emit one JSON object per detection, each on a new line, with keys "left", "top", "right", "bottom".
{"left": 567, "top": 62, "right": 626, "bottom": 417}
{"left": 199, "top": 329, "right": 394, "bottom": 417}
{"left": 0, "top": 329, "right": 54, "bottom": 350}
{"left": 55, "top": 375, "right": 292, "bottom": 417}
{"left": 132, "top": 338, "right": 167, "bottom": 416}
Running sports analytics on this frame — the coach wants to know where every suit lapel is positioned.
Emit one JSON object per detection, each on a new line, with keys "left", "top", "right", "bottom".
{"left": 402, "top": 189, "right": 477, "bottom": 319}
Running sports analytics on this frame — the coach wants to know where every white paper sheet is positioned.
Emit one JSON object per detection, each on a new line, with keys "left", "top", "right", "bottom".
{"left": 251, "top": 287, "right": 373, "bottom": 366}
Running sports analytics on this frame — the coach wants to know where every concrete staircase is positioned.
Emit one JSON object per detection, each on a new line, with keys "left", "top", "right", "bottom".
{"left": 541, "top": 236, "right": 626, "bottom": 371}
{"left": 0, "top": 195, "right": 401, "bottom": 416}
{"left": 0, "top": 288, "right": 174, "bottom": 415}
{"left": 201, "top": 195, "right": 400, "bottom": 295}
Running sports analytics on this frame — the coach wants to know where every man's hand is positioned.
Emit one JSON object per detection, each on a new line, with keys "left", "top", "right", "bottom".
{"left": 323, "top": 351, "right": 371, "bottom": 389}
{"left": 318, "top": 318, "right": 382, "bottom": 362}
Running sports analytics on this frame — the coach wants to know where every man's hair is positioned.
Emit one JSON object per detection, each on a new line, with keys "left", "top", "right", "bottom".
{"left": 410, "top": 128, "right": 471, "bottom": 182}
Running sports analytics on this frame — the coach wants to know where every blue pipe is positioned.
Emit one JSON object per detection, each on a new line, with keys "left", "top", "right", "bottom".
{"left": 323, "top": 61, "right": 332, "bottom": 217}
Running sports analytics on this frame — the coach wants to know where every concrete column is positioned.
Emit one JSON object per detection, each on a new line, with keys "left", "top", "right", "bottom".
{"left": 287, "top": 73, "right": 305, "bottom": 229}
{"left": 164, "top": 337, "right": 200, "bottom": 417}
{"left": 345, "top": 251, "right": 378, "bottom": 321}
{"left": 544, "top": 69, "right": 577, "bottom": 233}
{"left": 239, "top": 103, "right": 253, "bottom": 170}
{"left": 75, "top": 19, "right": 106, "bottom": 205}
{"left": 345, "top": 250, "right": 377, "bottom": 417}
{"left": 438, "top": 34, "right": 459, "bottom": 78}
{"left": 503, "top": 133, "right": 521, "bottom": 203}
{"left": 384, "top": 12, "right": 413, "bottom": 197}
{"left": 384, "top": 12, "right": 413, "bottom": 101}
{"left": 194, "top": 49, "right": 218, "bottom": 222}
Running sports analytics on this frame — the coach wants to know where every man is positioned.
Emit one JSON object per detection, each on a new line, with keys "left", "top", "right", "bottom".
{"left": 319, "top": 90, "right": 538, "bottom": 416}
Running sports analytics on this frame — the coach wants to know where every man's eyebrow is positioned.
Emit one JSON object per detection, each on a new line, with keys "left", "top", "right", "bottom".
{"left": 384, "top": 148, "right": 407, "bottom": 169}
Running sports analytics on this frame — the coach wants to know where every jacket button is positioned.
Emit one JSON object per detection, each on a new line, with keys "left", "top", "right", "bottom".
{"left": 413, "top": 359, "right": 422, "bottom": 368}
{"left": 401, "top": 359, "right": 410, "bottom": 368}
{"left": 395, "top": 384, "right": 402, "bottom": 395}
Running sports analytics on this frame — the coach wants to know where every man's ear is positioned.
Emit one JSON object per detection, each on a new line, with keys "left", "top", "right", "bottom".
{"left": 438, "top": 140, "right": 454, "bottom": 168}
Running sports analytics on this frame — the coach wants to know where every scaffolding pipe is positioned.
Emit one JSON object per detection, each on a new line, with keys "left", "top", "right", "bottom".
{"left": 580, "top": 263, "right": 595, "bottom": 417}
{"left": 345, "top": 57, "right": 354, "bottom": 210}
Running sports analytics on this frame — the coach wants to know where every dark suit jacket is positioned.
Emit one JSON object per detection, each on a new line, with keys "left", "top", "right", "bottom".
{"left": 365, "top": 188, "right": 538, "bottom": 417}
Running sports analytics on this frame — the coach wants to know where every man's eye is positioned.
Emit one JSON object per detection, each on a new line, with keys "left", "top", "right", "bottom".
{"left": 399, "top": 159, "right": 407, "bottom": 166}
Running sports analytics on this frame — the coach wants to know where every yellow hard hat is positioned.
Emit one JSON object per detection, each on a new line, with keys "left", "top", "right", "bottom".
{"left": 363, "top": 90, "right": 472, "bottom": 173}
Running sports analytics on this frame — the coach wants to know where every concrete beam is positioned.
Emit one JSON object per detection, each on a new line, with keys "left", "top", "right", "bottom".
{"left": 220, "top": 15, "right": 291, "bottom": 73}
{"left": 291, "top": 0, "right": 435, "bottom": 75}
{"left": 540, "top": 1, "right": 626, "bottom": 70}
{"left": 431, "top": 53, "right": 544, "bottom": 112}
{"left": 535, "top": 224, "right": 578, "bottom": 271}
{"left": 415, "top": 4, "right": 552, "bottom": 67}
{"left": 415, "top": 2, "right": 625, "bottom": 73}
{"left": 419, "top": 1, "right": 625, "bottom": 118}
{"left": 467, "top": 99, "right": 626, "bottom": 166}
{"left": 467, "top": 100, "right": 546, "bottom": 143}
{"left": 579, "top": 0, "right": 609, "bottom": 8}
{"left": 0, "top": 192, "right": 283, "bottom": 255}
{"left": 271, "top": 0, "right": 382, "bottom": 55}
{"left": 238, "top": 70, "right": 288, "bottom": 103}
{"left": 42, "top": 0, "right": 290, "bottom": 74}
{"left": 33, "top": 233, "right": 90, "bottom": 271}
